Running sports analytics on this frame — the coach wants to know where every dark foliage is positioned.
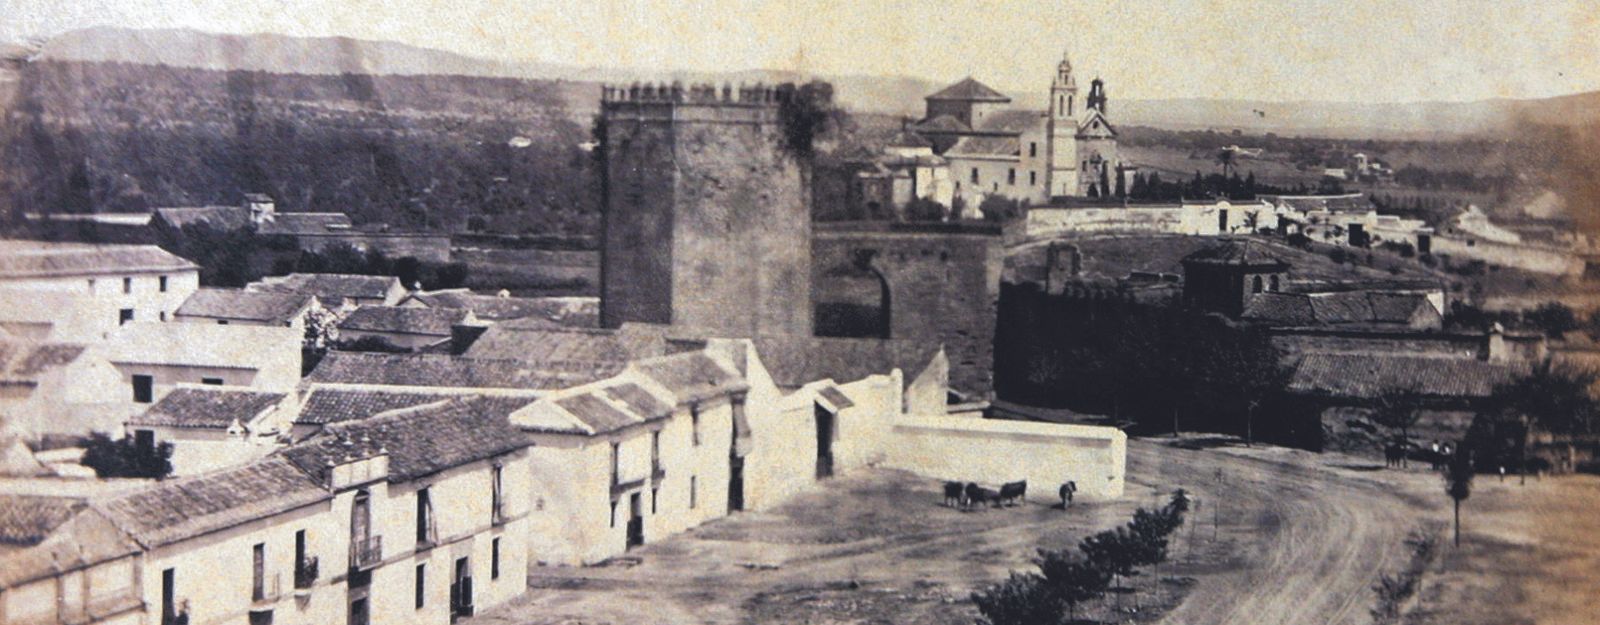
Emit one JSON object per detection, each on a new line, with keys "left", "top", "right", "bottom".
{"left": 81, "top": 432, "right": 173, "bottom": 479}
{"left": 971, "top": 572, "right": 1060, "bottom": 625}
{"left": 776, "top": 81, "right": 842, "bottom": 159}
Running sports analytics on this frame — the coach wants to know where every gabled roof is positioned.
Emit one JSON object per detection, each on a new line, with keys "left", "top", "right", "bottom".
{"left": 626, "top": 351, "right": 749, "bottom": 405}
{"left": 281, "top": 398, "right": 528, "bottom": 484}
{"left": 509, "top": 374, "right": 677, "bottom": 436}
{"left": 404, "top": 290, "right": 599, "bottom": 324}
{"left": 0, "top": 339, "right": 88, "bottom": 384}
{"left": 926, "top": 77, "right": 1010, "bottom": 103}
{"left": 338, "top": 306, "right": 474, "bottom": 337}
{"left": 247, "top": 273, "right": 402, "bottom": 303}
{"left": 93, "top": 456, "right": 328, "bottom": 548}
{"left": 750, "top": 335, "right": 943, "bottom": 389}
{"left": 1181, "top": 238, "right": 1290, "bottom": 268}
{"left": 1243, "top": 290, "right": 1436, "bottom": 327}
{"left": 0, "top": 495, "right": 82, "bottom": 547}
{"left": 976, "top": 109, "right": 1043, "bottom": 134}
{"left": 1077, "top": 109, "right": 1117, "bottom": 137}
{"left": 256, "top": 212, "right": 353, "bottom": 236}
{"left": 1287, "top": 353, "right": 1527, "bottom": 400}
{"left": 303, "top": 351, "right": 578, "bottom": 390}
{"left": 293, "top": 384, "right": 540, "bottom": 426}
{"left": 0, "top": 498, "right": 139, "bottom": 589}
{"left": 946, "top": 135, "right": 1020, "bottom": 158}
{"left": 0, "top": 242, "right": 197, "bottom": 279}
{"left": 885, "top": 128, "right": 934, "bottom": 149}
{"left": 0, "top": 433, "right": 53, "bottom": 477}
{"left": 127, "top": 386, "right": 286, "bottom": 429}
{"left": 152, "top": 206, "right": 250, "bottom": 231}
{"left": 175, "top": 288, "right": 314, "bottom": 323}
{"left": 463, "top": 322, "right": 661, "bottom": 382}
{"left": 98, "top": 322, "right": 301, "bottom": 370}
{"left": 912, "top": 114, "right": 972, "bottom": 134}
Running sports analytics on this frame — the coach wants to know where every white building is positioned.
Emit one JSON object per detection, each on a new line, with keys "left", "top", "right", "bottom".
{"left": 174, "top": 288, "right": 320, "bottom": 328}
{"left": 246, "top": 274, "right": 406, "bottom": 313}
{"left": 97, "top": 322, "right": 303, "bottom": 405}
{"left": 123, "top": 385, "right": 295, "bottom": 475}
{"left": 0, "top": 242, "right": 199, "bottom": 342}
{"left": 0, "top": 339, "right": 128, "bottom": 443}
{"left": 336, "top": 306, "right": 485, "bottom": 352}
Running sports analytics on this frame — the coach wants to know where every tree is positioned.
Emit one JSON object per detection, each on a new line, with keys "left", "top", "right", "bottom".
{"left": 1486, "top": 360, "right": 1599, "bottom": 483}
{"left": 1080, "top": 527, "right": 1138, "bottom": 608}
{"left": 1216, "top": 147, "right": 1236, "bottom": 177}
{"left": 1370, "top": 386, "right": 1426, "bottom": 467}
{"left": 903, "top": 197, "right": 947, "bottom": 222}
{"left": 1036, "top": 549, "right": 1110, "bottom": 622}
{"left": 81, "top": 432, "right": 173, "bottom": 479}
{"left": 1443, "top": 448, "right": 1473, "bottom": 546}
{"left": 971, "top": 572, "right": 1060, "bottom": 625}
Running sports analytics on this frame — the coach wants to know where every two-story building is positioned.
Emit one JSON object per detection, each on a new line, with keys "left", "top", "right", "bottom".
{"left": 0, "top": 339, "right": 128, "bottom": 445}
{"left": 123, "top": 385, "right": 295, "bottom": 475}
{"left": 173, "top": 288, "right": 321, "bottom": 329}
{"left": 0, "top": 242, "right": 199, "bottom": 342}
{"left": 0, "top": 495, "right": 144, "bottom": 625}
{"left": 97, "top": 322, "right": 303, "bottom": 406}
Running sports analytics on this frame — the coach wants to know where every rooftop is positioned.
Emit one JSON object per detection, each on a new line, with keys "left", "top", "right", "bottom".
{"left": 464, "top": 321, "right": 662, "bottom": 381}
{"left": 247, "top": 273, "right": 402, "bottom": 303}
{"left": 127, "top": 386, "right": 287, "bottom": 429}
{"left": 626, "top": 350, "right": 749, "bottom": 406}
{"left": 98, "top": 322, "right": 301, "bottom": 369}
{"left": 1181, "top": 238, "right": 1291, "bottom": 267}
{"left": 0, "top": 339, "right": 89, "bottom": 386}
{"left": 509, "top": 374, "right": 678, "bottom": 436}
{"left": 282, "top": 398, "right": 528, "bottom": 483}
{"left": 294, "top": 384, "right": 541, "bottom": 426}
{"left": 152, "top": 206, "right": 251, "bottom": 231}
{"left": 1244, "top": 291, "right": 1438, "bottom": 327}
{"left": 93, "top": 456, "right": 328, "bottom": 548}
{"left": 926, "top": 77, "right": 1011, "bottom": 103}
{"left": 403, "top": 290, "right": 599, "bottom": 324}
{"left": 749, "top": 335, "right": 943, "bottom": 389}
{"left": 0, "top": 242, "right": 197, "bottom": 279}
{"left": 304, "top": 351, "right": 580, "bottom": 390}
{"left": 174, "top": 288, "right": 314, "bottom": 323}
{"left": 338, "top": 306, "right": 475, "bottom": 336}
{"left": 1287, "top": 352, "right": 1527, "bottom": 400}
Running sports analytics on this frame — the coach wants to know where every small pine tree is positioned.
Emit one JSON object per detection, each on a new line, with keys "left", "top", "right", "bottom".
{"left": 971, "top": 572, "right": 1059, "bottom": 625}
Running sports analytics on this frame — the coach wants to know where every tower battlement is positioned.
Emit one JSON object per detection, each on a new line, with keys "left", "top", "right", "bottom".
{"left": 601, "top": 81, "right": 789, "bottom": 106}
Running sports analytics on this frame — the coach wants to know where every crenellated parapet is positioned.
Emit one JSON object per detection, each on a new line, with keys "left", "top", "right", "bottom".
{"left": 601, "top": 81, "right": 788, "bottom": 106}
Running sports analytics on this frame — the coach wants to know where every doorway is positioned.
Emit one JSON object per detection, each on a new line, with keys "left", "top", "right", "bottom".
{"left": 347, "top": 598, "right": 368, "bottom": 625}
{"left": 815, "top": 404, "right": 835, "bottom": 479}
{"left": 626, "top": 492, "right": 644, "bottom": 548}
{"left": 727, "top": 456, "right": 745, "bottom": 512}
{"left": 449, "top": 557, "right": 473, "bottom": 620}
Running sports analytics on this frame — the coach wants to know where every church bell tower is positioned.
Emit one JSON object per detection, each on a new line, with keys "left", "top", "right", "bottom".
{"left": 1045, "top": 50, "right": 1080, "bottom": 199}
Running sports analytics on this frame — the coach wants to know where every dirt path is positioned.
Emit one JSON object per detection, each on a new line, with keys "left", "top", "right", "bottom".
{"left": 469, "top": 439, "right": 1427, "bottom": 625}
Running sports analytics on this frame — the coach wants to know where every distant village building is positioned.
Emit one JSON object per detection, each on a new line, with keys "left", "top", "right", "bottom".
{"left": 0, "top": 241, "right": 199, "bottom": 342}
{"left": 0, "top": 494, "right": 143, "bottom": 625}
{"left": 399, "top": 289, "right": 599, "bottom": 326}
{"left": 152, "top": 195, "right": 451, "bottom": 262}
{"left": 246, "top": 273, "right": 407, "bottom": 312}
{"left": 0, "top": 339, "right": 127, "bottom": 444}
{"left": 913, "top": 51, "right": 1123, "bottom": 207}
{"left": 850, "top": 128, "right": 957, "bottom": 219}
{"left": 97, "top": 322, "right": 303, "bottom": 404}
{"left": 335, "top": 306, "right": 486, "bottom": 352}
{"left": 173, "top": 288, "right": 320, "bottom": 328}
{"left": 1180, "top": 239, "right": 1291, "bottom": 317}
{"left": 123, "top": 385, "right": 292, "bottom": 475}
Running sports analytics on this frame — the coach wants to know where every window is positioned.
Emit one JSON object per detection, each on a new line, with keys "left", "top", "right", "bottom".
{"left": 610, "top": 442, "right": 621, "bottom": 486}
{"left": 1030, "top": 171, "right": 1037, "bottom": 186}
{"left": 970, "top": 168, "right": 979, "bottom": 184}
{"left": 132, "top": 375, "right": 154, "bottom": 403}
{"left": 217, "top": 319, "right": 229, "bottom": 325}
{"left": 415, "top": 564, "right": 426, "bottom": 609}
{"left": 201, "top": 378, "right": 224, "bottom": 386}
{"left": 491, "top": 464, "right": 504, "bottom": 523}
{"left": 491, "top": 538, "right": 501, "bottom": 580}
{"left": 86, "top": 278, "right": 95, "bottom": 293}
{"left": 122, "top": 277, "right": 132, "bottom": 294}
{"left": 159, "top": 276, "right": 168, "bottom": 292}
{"left": 1252, "top": 276, "right": 1264, "bottom": 293}
{"left": 691, "top": 406, "right": 701, "bottom": 446}
{"left": 1029, "top": 142, "right": 1037, "bottom": 158}
{"left": 134, "top": 429, "right": 155, "bottom": 452}
{"left": 1008, "top": 169, "right": 1016, "bottom": 185}
{"left": 119, "top": 309, "right": 135, "bottom": 325}
{"left": 159, "top": 311, "right": 167, "bottom": 322}
{"left": 650, "top": 430, "right": 661, "bottom": 474}
{"left": 690, "top": 476, "right": 698, "bottom": 509}
{"left": 651, "top": 487, "right": 659, "bottom": 514}
{"left": 1270, "top": 275, "right": 1280, "bottom": 292}
{"left": 416, "top": 487, "right": 435, "bottom": 547}
{"left": 252, "top": 543, "right": 266, "bottom": 601}
{"left": 609, "top": 500, "right": 618, "bottom": 528}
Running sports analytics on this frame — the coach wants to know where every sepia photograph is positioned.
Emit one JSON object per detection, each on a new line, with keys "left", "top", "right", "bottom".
{"left": 0, "top": 1, "right": 1597, "bottom": 623}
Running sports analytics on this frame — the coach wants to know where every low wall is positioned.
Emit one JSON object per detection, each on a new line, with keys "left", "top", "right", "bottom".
{"left": 1431, "top": 236, "right": 1583, "bottom": 277}
{"left": 881, "top": 416, "right": 1126, "bottom": 500}
{"left": 298, "top": 233, "right": 453, "bottom": 263}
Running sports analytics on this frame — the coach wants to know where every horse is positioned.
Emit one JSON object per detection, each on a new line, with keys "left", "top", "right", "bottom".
{"left": 942, "top": 481, "right": 965, "bottom": 508}
{"left": 1059, "top": 481, "right": 1077, "bottom": 508}
{"left": 963, "top": 482, "right": 998, "bottom": 511}
{"left": 999, "top": 481, "right": 1027, "bottom": 507}
{"left": 1383, "top": 442, "right": 1405, "bottom": 468}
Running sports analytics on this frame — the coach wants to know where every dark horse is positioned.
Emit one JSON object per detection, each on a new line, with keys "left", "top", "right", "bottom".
{"left": 1058, "top": 481, "right": 1077, "bottom": 508}
{"left": 1384, "top": 441, "right": 1406, "bottom": 468}
{"left": 963, "top": 482, "right": 998, "bottom": 511}
{"left": 999, "top": 481, "right": 1027, "bottom": 507}
{"left": 943, "top": 481, "right": 965, "bottom": 508}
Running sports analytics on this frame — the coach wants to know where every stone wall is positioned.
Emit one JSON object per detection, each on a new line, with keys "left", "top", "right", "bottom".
{"left": 881, "top": 416, "right": 1126, "bottom": 500}
{"left": 297, "top": 233, "right": 452, "bottom": 263}
{"left": 813, "top": 226, "right": 1002, "bottom": 397}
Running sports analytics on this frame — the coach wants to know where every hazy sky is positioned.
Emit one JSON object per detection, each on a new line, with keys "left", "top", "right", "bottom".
{"left": 4, "top": 0, "right": 1597, "bottom": 102}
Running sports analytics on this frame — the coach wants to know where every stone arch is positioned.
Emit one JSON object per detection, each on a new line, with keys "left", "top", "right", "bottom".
{"left": 814, "top": 249, "right": 891, "bottom": 339}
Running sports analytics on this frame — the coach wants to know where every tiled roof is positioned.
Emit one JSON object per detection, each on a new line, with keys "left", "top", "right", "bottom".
{"left": 127, "top": 386, "right": 286, "bottom": 429}
{"left": 975, "top": 109, "right": 1043, "bottom": 134}
{"left": 1181, "top": 238, "right": 1290, "bottom": 267}
{"left": 627, "top": 351, "right": 748, "bottom": 405}
{"left": 0, "top": 500, "right": 139, "bottom": 589}
{"left": 1287, "top": 353, "right": 1527, "bottom": 399}
{"left": 304, "top": 351, "right": 579, "bottom": 389}
{"left": 1244, "top": 291, "right": 1434, "bottom": 327}
{"left": 99, "top": 322, "right": 301, "bottom": 369}
{"left": 464, "top": 322, "right": 660, "bottom": 381}
{"left": 294, "top": 384, "right": 540, "bottom": 426}
{"left": 256, "top": 212, "right": 352, "bottom": 236}
{"left": 93, "top": 456, "right": 328, "bottom": 548}
{"left": 0, "top": 495, "right": 81, "bottom": 546}
{"left": 247, "top": 273, "right": 401, "bottom": 303}
{"left": 749, "top": 335, "right": 942, "bottom": 389}
{"left": 405, "top": 291, "right": 599, "bottom": 324}
{"left": 818, "top": 386, "right": 856, "bottom": 410}
{"left": 946, "top": 135, "right": 1019, "bottom": 158}
{"left": 175, "top": 288, "right": 313, "bottom": 323}
{"left": 1242, "top": 293, "right": 1317, "bottom": 325}
{"left": 0, "top": 242, "right": 197, "bottom": 278}
{"left": 338, "top": 306, "right": 473, "bottom": 336}
{"left": 509, "top": 375, "right": 677, "bottom": 436}
{"left": 1369, "top": 292, "right": 1431, "bottom": 322}
{"left": 0, "top": 340, "right": 87, "bottom": 383}
{"left": 926, "top": 77, "right": 1010, "bottom": 102}
{"left": 282, "top": 398, "right": 528, "bottom": 483}
{"left": 912, "top": 114, "right": 971, "bottom": 134}
{"left": 152, "top": 206, "right": 250, "bottom": 231}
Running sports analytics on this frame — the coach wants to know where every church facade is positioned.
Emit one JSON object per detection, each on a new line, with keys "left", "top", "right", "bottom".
{"left": 914, "top": 52, "right": 1123, "bottom": 207}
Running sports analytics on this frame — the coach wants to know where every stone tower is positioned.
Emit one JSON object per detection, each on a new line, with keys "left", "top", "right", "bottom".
{"left": 597, "top": 82, "right": 812, "bottom": 337}
{"left": 1045, "top": 50, "right": 1080, "bottom": 200}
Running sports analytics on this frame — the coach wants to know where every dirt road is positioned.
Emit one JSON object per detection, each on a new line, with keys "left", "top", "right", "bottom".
{"left": 470, "top": 439, "right": 1427, "bottom": 625}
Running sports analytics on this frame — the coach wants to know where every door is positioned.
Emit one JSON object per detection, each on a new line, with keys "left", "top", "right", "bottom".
{"left": 347, "top": 598, "right": 368, "bottom": 625}
{"left": 727, "top": 456, "right": 745, "bottom": 512}
{"left": 814, "top": 404, "right": 835, "bottom": 479}
{"left": 1417, "top": 234, "right": 1432, "bottom": 255}
{"left": 626, "top": 493, "right": 644, "bottom": 548}
{"left": 132, "top": 375, "right": 154, "bottom": 403}
{"left": 161, "top": 568, "right": 175, "bottom": 625}
{"left": 450, "top": 557, "right": 472, "bottom": 620}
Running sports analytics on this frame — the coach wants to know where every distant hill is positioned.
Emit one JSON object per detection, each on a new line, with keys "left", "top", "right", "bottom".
{"left": 29, "top": 26, "right": 1600, "bottom": 139}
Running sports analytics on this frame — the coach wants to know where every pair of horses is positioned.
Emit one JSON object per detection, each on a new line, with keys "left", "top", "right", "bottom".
{"left": 942, "top": 480, "right": 1028, "bottom": 510}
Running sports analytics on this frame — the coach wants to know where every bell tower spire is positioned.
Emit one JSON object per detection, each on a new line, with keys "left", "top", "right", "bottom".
{"left": 1045, "top": 48, "right": 1081, "bottom": 199}
{"left": 1051, "top": 49, "right": 1077, "bottom": 119}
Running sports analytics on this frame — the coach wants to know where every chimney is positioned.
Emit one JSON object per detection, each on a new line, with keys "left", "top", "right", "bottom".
{"left": 1484, "top": 322, "right": 1507, "bottom": 362}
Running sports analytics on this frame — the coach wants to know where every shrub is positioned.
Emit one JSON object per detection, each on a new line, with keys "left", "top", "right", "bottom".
{"left": 81, "top": 432, "right": 173, "bottom": 479}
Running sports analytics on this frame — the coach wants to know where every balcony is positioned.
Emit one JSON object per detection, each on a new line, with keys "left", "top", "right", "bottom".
{"left": 651, "top": 464, "right": 667, "bottom": 482}
{"left": 610, "top": 477, "right": 646, "bottom": 499}
{"left": 251, "top": 572, "right": 283, "bottom": 606}
{"left": 350, "top": 535, "right": 383, "bottom": 571}
{"left": 294, "top": 556, "right": 319, "bottom": 592}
